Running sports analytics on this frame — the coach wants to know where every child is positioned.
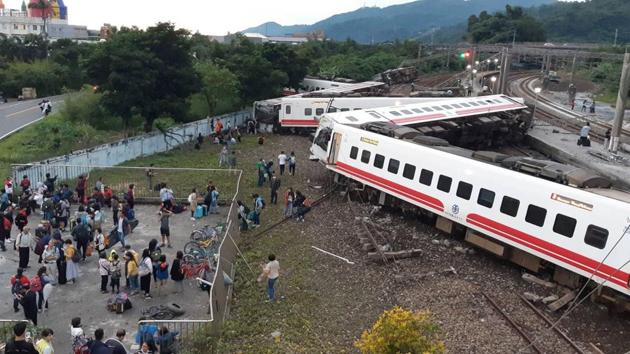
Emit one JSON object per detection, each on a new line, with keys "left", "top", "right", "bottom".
{"left": 110, "top": 253, "right": 122, "bottom": 294}
{"left": 156, "top": 255, "right": 169, "bottom": 295}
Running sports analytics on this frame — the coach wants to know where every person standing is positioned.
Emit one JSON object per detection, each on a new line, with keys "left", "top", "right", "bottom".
{"left": 209, "top": 186, "right": 219, "bottom": 215}
{"left": 110, "top": 253, "right": 122, "bottom": 294}
{"left": 188, "top": 189, "right": 198, "bottom": 221}
{"left": 20, "top": 175, "right": 31, "bottom": 194}
{"left": 145, "top": 164, "right": 155, "bottom": 191}
{"left": 11, "top": 268, "right": 30, "bottom": 313}
{"left": 590, "top": 101, "right": 596, "bottom": 114}
{"left": 75, "top": 174, "right": 89, "bottom": 205}
{"left": 64, "top": 239, "right": 79, "bottom": 284}
{"left": 126, "top": 184, "right": 136, "bottom": 210}
{"left": 604, "top": 128, "right": 611, "bottom": 150}
{"left": 21, "top": 284, "right": 38, "bottom": 325}
{"left": 170, "top": 251, "right": 185, "bottom": 293}
{"left": 256, "top": 158, "right": 265, "bottom": 187}
{"left": 15, "top": 208, "right": 28, "bottom": 232}
{"left": 284, "top": 188, "right": 294, "bottom": 217}
{"left": 277, "top": 151, "right": 287, "bottom": 176}
{"left": 42, "top": 241, "right": 59, "bottom": 284}
{"left": 1, "top": 211, "right": 12, "bottom": 251}
{"left": 578, "top": 122, "right": 591, "bottom": 147}
{"left": 288, "top": 151, "right": 296, "bottom": 176}
{"left": 98, "top": 252, "right": 110, "bottom": 293}
{"left": 71, "top": 223, "right": 90, "bottom": 262}
{"left": 270, "top": 176, "right": 281, "bottom": 205}
{"left": 105, "top": 329, "right": 128, "bottom": 354}
{"left": 15, "top": 227, "right": 34, "bottom": 269}
{"left": 111, "top": 196, "right": 120, "bottom": 225}
{"left": 35, "top": 328, "right": 54, "bottom": 354}
{"left": 581, "top": 99, "right": 587, "bottom": 112}
{"left": 30, "top": 267, "right": 47, "bottom": 311}
{"left": 89, "top": 329, "right": 113, "bottom": 354}
{"left": 139, "top": 249, "right": 153, "bottom": 299}
{"left": 252, "top": 194, "right": 264, "bottom": 226}
{"left": 159, "top": 208, "right": 172, "bottom": 248}
{"left": 258, "top": 254, "right": 280, "bottom": 302}
{"left": 4, "top": 322, "right": 38, "bottom": 354}
{"left": 125, "top": 251, "right": 139, "bottom": 295}
{"left": 159, "top": 184, "right": 174, "bottom": 210}
{"left": 219, "top": 146, "right": 229, "bottom": 167}
{"left": 156, "top": 255, "right": 169, "bottom": 295}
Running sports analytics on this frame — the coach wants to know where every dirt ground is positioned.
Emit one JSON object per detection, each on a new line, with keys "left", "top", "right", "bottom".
{"left": 0, "top": 205, "right": 224, "bottom": 352}
{"left": 219, "top": 135, "right": 630, "bottom": 354}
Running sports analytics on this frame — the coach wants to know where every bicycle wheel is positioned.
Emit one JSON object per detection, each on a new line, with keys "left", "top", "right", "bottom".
{"left": 154, "top": 310, "right": 174, "bottom": 320}
{"left": 190, "top": 230, "right": 207, "bottom": 241}
{"left": 183, "top": 253, "right": 204, "bottom": 265}
{"left": 184, "top": 241, "right": 206, "bottom": 256}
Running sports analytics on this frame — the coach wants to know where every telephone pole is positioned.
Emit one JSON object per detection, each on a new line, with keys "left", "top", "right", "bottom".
{"left": 614, "top": 28, "right": 619, "bottom": 47}
{"left": 610, "top": 53, "right": 630, "bottom": 153}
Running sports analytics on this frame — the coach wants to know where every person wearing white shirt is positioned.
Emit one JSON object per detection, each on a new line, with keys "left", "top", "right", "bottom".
{"left": 277, "top": 151, "right": 287, "bottom": 176}
{"left": 259, "top": 254, "right": 280, "bottom": 302}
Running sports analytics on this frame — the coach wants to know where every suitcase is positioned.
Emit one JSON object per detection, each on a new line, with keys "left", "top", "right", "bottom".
{"left": 194, "top": 206, "right": 204, "bottom": 219}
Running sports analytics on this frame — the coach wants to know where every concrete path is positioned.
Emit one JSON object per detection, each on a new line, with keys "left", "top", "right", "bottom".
{"left": 0, "top": 95, "right": 66, "bottom": 140}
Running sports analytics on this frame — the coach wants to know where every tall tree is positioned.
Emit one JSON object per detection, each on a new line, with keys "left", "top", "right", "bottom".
{"left": 195, "top": 61, "right": 239, "bottom": 116}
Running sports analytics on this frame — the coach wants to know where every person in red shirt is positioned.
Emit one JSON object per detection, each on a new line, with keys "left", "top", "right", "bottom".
{"left": 20, "top": 175, "right": 30, "bottom": 193}
{"left": 10, "top": 268, "right": 29, "bottom": 313}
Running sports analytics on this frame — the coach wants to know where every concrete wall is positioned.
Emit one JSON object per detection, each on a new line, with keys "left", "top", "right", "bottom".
{"left": 12, "top": 110, "right": 251, "bottom": 185}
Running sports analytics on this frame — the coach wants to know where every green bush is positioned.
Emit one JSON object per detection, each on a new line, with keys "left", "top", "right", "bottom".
{"left": 60, "top": 86, "right": 120, "bottom": 130}
{"left": 0, "top": 60, "right": 66, "bottom": 97}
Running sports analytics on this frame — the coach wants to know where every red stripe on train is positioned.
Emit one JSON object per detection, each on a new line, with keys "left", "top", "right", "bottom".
{"left": 391, "top": 113, "right": 446, "bottom": 124}
{"left": 455, "top": 103, "right": 522, "bottom": 115}
{"left": 467, "top": 213, "right": 629, "bottom": 287}
{"left": 280, "top": 119, "right": 319, "bottom": 126}
{"left": 336, "top": 161, "right": 444, "bottom": 212}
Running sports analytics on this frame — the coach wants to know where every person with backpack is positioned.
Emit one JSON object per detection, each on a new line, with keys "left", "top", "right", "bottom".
{"left": 135, "top": 319, "right": 158, "bottom": 352}
{"left": 156, "top": 326, "right": 179, "bottom": 354}
{"left": 15, "top": 226, "right": 34, "bottom": 269}
{"left": 98, "top": 252, "right": 110, "bottom": 294}
{"left": 252, "top": 194, "right": 265, "bottom": 226}
{"left": 64, "top": 239, "right": 79, "bottom": 283}
{"left": 158, "top": 209, "right": 172, "bottom": 248}
{"left": 208, "top": 186, "right": 219, "bottom": 215}
{"left": 156, "top": 254, "right": 169, "bottom": 295}
{"left": 288, "top": 151, "right": 296, "bottom": 176}
{"left": 270, "top": 175, "right": 281, "bottom": 205}
{"left": 95, "top": 228, "right": 107, "bottom": 254}
{"left": 15, "top": 208, "right": 28, "bottom": 232}
{"left": 105, "top": 329, "right": 128, "bottom": 354}
{"left": 57, "top": 198, "right": 70, "bottom": 232}
{"left": 236, "top": 200, "right": 250, "bottom": 231}
{"left": 21, "top": 284, "right": 38, "bottom": 325}
{"left": 31, "top": 266, "right": 49, "bottom": 311}
{"left": 4, "top": 322, "right": 38, "bottom": 354}
{"left": 125, "top": 251, "right": 139, "bottom": 295}
{"left": 1, "top": 211, "right": 12, "bottom": 251}
{"left": 284, "top": 188, "right": 295, "bottom": 217}
{"left": 72, "top": 223, "right": 91, "bottom": 262}
{"left": 11, "top": 268, "right": 29, "bottom": 313}
{"left": 110, "top": 253, "right": 122, "bottom": 294}
{"left": 139, "top": 249, "right": 154, "bottom": 299}
{"left": 159, "top": 184, "right": 174, "bottom": 210}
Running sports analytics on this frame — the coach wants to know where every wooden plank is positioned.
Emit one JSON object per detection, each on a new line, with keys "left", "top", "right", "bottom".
{"left": 435, "top": 216, "right": 453, "bottom": 234}
{"left": 465, "top": 230, "right": 505, "bottom": 256}
{"left": 553, "top": 267, "right": 582, "bottom": 289}
{"left": 522, "top": 273, "right": 556, "bottom": 288}
{"left": 511, "top": 248, "right": 541, "bottom": 273}
{"left": 548, "top": 290, "right": 577, "bottom": 312}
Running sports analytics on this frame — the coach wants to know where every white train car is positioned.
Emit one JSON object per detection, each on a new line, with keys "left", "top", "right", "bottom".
{"left": 310, "top": 97, "right": 630, "bottom": 296}
{"left": 301, "top": 77, "right": 354, "bottom": 92}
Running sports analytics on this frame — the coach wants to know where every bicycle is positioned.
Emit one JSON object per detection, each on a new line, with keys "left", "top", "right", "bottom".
{"left": 181, "top": 258, "right": 211, "bottom": 279}
{"left": 190, "top": 225, "right": 219, "bottom": 241}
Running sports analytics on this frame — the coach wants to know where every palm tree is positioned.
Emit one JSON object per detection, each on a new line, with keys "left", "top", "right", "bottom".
{"left": 27, "top": 0, "right": 51, "bottom": 38}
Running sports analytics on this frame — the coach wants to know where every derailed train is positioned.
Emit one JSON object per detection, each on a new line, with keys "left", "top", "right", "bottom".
{"left": 310, "top": 94, "right": 630, "bottom": 298}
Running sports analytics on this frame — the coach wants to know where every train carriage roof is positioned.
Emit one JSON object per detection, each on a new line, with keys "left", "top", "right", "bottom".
{"left": 324, "top": 95, "right": 527, "bottom": 127}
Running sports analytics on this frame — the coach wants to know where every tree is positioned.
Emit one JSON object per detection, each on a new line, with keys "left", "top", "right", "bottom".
{"left": 467, "top": 6, "right": 545, "bottom": 44}
{"left": 85, "top": 23, "right": 199, "bottom": 132}
{"left": 261, "top": 43, "right": 310, "bottom": 90}
{"left": 195, "top": 61, "right": 240, "bottom": 116}
{"left": 355, "top": 307, "right": 445, "bottom": 354}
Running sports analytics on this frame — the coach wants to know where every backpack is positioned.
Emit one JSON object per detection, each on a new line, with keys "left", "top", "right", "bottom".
{"left": 150, "top": 249, "right": 162, "bottom": 262}
{"left": 71, "top": 248, "right": 81, "bottom": 263}
{"left": 259, "top": 197, "right": 266, "bottom": 209}
{"left": 72, "top": 335, "right": 90, "bottom": 354}
{"left": 103, "top": 234, "right": 110, "bottom": 249}
{"left": 11, "top": 277, "right": 23, "bottom": 294}
{"left": 29, "top": 276, "right": 42, "bottom": 292}
{"left": 110, "top": 262, "right": 121, "bottom": 279}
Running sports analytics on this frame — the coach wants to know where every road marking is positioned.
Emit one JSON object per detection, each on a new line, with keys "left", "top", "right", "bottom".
{"left": 0, "top": 115, "right": 45, "bottom": 141}
{"left": 0, "top": 102, "right": 26, "bottom": 111}
{"left": 5, "top": 100, "right": 63, "bottom": 118}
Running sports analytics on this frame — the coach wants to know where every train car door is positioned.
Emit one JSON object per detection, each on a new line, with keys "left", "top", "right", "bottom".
{"left": 328, "top": 132, "right": 343, "bottom": 164}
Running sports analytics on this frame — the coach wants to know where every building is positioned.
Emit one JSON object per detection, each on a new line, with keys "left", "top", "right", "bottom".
{"left": 0, "top": 0, "right": 89, "bottom": 39}
{"left": 209, "top": 32, "right": 312, "bottom": 45}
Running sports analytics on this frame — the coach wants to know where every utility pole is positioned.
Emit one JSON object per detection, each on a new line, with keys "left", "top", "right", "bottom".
{"left": 610, "top": 53, "right": 630, "bottom": 153}
{"left": 499, "top": 48, "right": 511, "bottom": 94}
{"left": 512, "top": 29, "right": 516, "bottom": 48}
{"left": 614, "top": 28, "right": 618, "bottom": 47}
{"left": 570, "top": 54, "right": 577, "bottom": 85}
{"left": 445, "top": 48, "right": 450, "bottom": 69}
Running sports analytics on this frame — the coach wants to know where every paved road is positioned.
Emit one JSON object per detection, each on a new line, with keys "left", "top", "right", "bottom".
{"left": 0, "top": 95, "right": 66, "bottom": 140}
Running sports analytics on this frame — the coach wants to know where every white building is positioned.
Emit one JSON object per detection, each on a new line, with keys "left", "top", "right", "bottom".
{"left": 0, "top": 1, "right": 89, "bottom": 39}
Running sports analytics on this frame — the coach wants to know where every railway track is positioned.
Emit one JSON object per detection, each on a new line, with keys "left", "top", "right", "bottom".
{"left": 510, "top": 74, "right": 630, "bottom": 143}
{"left": 481, "top": 292, "right": 586, "bottom": 354}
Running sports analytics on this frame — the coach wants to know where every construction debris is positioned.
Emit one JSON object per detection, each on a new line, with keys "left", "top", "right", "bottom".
{"left": 523, "top": 292, "right": 543, "bottom": 303}
{"left": 542, "top": 295, "right": 560, "bottom": 304}
{"left": 547, "top": 290, "right": 577, "bottom": 312}
{"left": 394, "top": 266, "right": 457, "bottom": 281}
{"left": 522, "top": 273, "right": 556, "bottom": 288}
{"left": 367, "top": 248, "right": 422, "bottom": 263}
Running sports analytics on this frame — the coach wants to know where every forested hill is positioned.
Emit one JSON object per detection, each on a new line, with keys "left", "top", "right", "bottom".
{"left": 243, "top": 0, "right": 553, "bottom": 43}
{"left": 531, "top": 0, "right": 630, "bottom": 43}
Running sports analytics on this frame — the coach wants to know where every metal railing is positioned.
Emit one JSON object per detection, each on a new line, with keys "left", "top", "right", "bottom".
{"left": 137, "top": 169, "right": 243, "bottom": 350}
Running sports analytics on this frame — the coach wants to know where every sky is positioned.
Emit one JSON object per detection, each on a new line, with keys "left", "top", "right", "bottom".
{"left": 3, "top": 0, "right": 417, "bottom": 33}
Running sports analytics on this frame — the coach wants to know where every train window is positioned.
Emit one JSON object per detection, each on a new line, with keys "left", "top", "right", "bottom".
{"left": 390, "top": 111, "right": 402, "bottom": 116}
{"left": 437, "top": 175, "right": 452, "bottom": 193}
{"left": 402, "top": 163, "right": 416, "bottom": 179}
{"left": 423, "top": 107, "right": 434, "bottom": 112}
{"left": 361, "top": 150, "right": 371, "bottom": 164}
{"left": 432, "top": 106, "right": 443, "bottom": 111}
{"left": 477, "top": 188, "right": 495, "bottom": 208}
{"left": 478, "top": 101, "right": 488, "bottom": 105}
{"left": 492, "top": 99, "right": 503, "bottom": 103}
{"left": 346, "top": 116, "right": 358, "bottom": 122}
{"left": 350, "top": 146, "right": 359, "bottom": 160}
{"left": 460, "top": 103, "right": 470, "bottom": 107}
{"left": 469, "top": 102, "right": 479, "bottom": 106}
{"left": 525, "top": 204, "right": 547, "bottom": 227}
{"left": 553, "top": 214, "right": 577, "bottom": 238}
{"left": 442, "top": 105, "right": 453, "bottom": 109}
{"left": 584, "top": 225, "right": 609, "bottom": 249}
{"left": 451, "top": 104, "right": 462, "bottom": 109}
{"left": 419, "top": 169, "right": 434, "bottom": 186}
{"left": 327, "top": 107, "right": 337, "bottom": 113}
{"left": 316, "top": 87, "right": 320, "bottom": 91}
{"left": 456, "top": 181, "right": 473, "bottom": 200}
{"left": 354, "top": 108, "right": 362, "bottom": 111}
{"left": 305, "top": 108, "right": 312, "bottom": 116}
{"left": 500, "top": 196, "right": 520, "bottom": 217}
{"left": 412, "top": 108, "right": 422, "bottom": 113}
{"left": 369, "top": 112, "right": 381, "bottom": 118}
{"left": 341, "top": 108, "right": 350, "bottom": 112}
{"left": 374, "top": 154, "right": 385, "bottom": 169}
{"left": 315, "top": 108, "right": 324, "bottom": 116}
{"left": 388, "top": 159, "right": 400, "bottom": 174}
{"left": 285, "top": 105, "right": 291, "bottom": 114}
{"left": 401, "top": 110, "right": 413, "bottom": 115}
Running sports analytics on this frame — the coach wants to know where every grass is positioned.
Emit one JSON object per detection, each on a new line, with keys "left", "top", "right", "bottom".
{"left": 0, "top": 113, "right": 123, "bottom": 178}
